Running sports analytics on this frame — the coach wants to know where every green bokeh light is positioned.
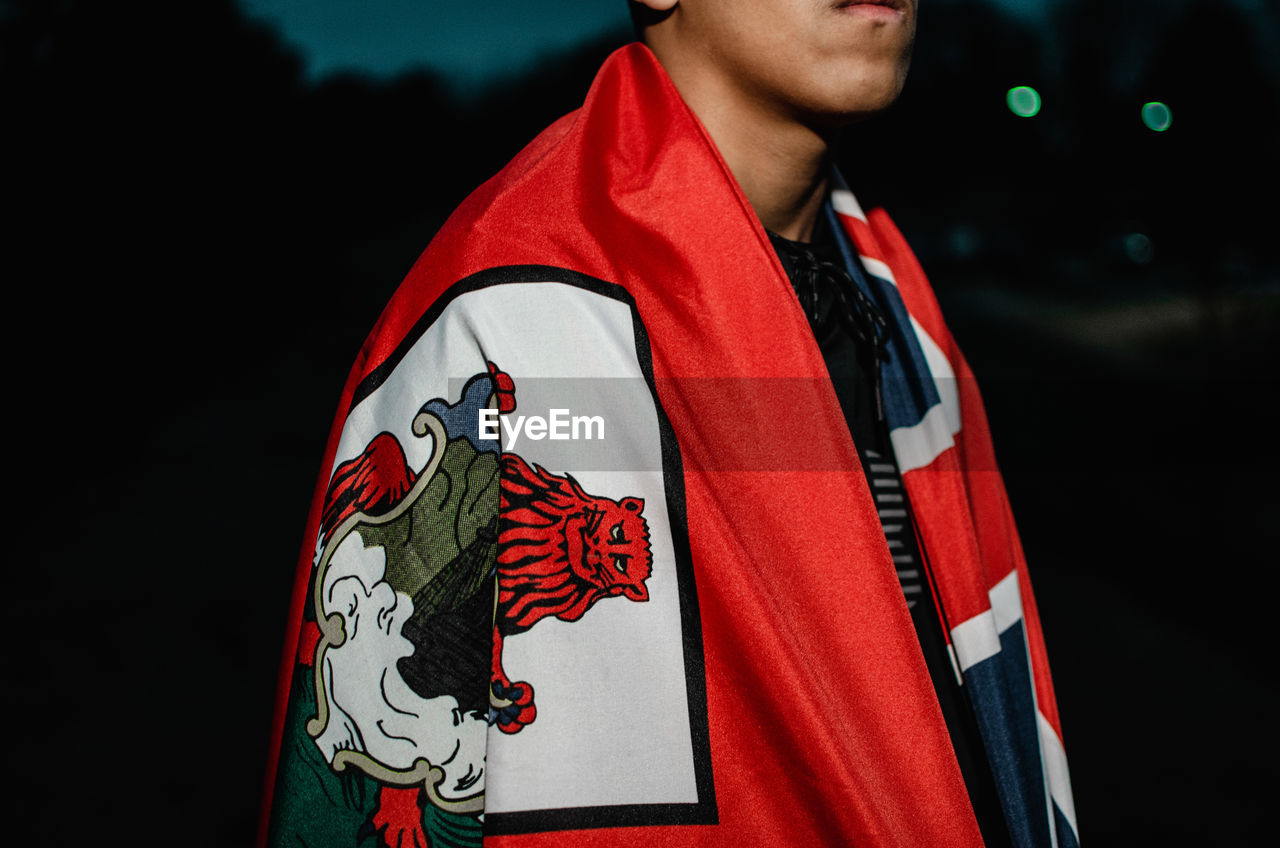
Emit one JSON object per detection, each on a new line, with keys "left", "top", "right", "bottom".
{"left": 1142, "top": 101, "right": 1172, "bottom": 132}
{"left": 1124, "top": 233, "right": 1154, "bottom": 265}
{"left": 1006, "top": 86, "right": 1041, "bottom": 117}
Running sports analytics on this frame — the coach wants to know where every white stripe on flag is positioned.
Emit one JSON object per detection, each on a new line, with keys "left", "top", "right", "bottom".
{"left": 950, "top": 609, "right": 1001, "bottom": 672}
{"left": 909, "top": 314, "right": 962, "bottom": 437}
{"left": 830, "top": 187, "right": 867, "bottom": 221}
{"left": 1037, "top": 711, "right": 1079, "bottom": 840}
{"left": 989, "top": 570, "right": 1024, "bottom": 635}
{"left": 860, "top": 255, "right": 895, "bottom": 286}
{"left": 890, "top": 402, "right": 955, "bottom": 473}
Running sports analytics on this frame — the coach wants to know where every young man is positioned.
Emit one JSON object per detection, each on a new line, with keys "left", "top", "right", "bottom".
{"left": 262, "top": 2, "right": 1078, "bottom": 846}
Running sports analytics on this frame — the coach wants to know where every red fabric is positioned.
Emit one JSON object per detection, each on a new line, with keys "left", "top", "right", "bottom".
{"left": 261, "top": 43, "right": 1016, "bottom": 847}
{"left": 855, "top": 207, "right": 1065, "bottom": 740}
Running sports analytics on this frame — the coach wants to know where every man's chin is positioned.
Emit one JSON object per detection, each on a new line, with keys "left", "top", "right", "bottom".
{"left": 828, "top": 73, "right": 910, "bottom": 125}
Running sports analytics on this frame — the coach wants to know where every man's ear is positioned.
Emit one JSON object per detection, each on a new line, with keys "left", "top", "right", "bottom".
{"left": 634, "top": 0, "right": 678, "bottom": 11}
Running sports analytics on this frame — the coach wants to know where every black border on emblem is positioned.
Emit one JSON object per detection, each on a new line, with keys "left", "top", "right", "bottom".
{"left": 349, "top": 265, "right": 718, "bottom": 834}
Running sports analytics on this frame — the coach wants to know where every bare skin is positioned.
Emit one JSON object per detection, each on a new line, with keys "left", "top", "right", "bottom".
{"left": 635, "top": 0, "right": 917, "bottom": 241}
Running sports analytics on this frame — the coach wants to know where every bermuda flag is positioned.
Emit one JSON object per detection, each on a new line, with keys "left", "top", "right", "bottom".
{"left": 262, "top": 43, "right": 1078, "bottom": 848}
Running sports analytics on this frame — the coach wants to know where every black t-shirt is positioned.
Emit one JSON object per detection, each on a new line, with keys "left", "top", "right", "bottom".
{"left": 769, "top": 212, "right": 1013, "bottom": 847}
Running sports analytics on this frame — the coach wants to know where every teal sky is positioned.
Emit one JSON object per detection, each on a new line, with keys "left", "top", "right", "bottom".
{"left": 237, "top": 1, "right": 1060, "bottom": 90}
{"left": 237, "top": 0, "right": 636, "bottom": 90}
{"left": 237, "top": 1, "right": 1277, "bottom": 92}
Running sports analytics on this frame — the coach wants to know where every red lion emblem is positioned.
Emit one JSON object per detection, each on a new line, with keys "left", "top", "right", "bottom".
{"left": 498, "top": 452, "right": 651, "bottom": 630}
{"left": 491, "top": 453, "right": 652, "bottom": 732}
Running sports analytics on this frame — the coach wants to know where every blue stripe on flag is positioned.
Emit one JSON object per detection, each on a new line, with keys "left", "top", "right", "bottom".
{"left": 963, "top": 623, "right": 1052, "bottom": 848}
{"left": 827, "top": 203, "right": 941, "bottom": 432}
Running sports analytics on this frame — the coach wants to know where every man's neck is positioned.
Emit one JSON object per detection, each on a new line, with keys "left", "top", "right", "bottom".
{"left": 726, "top": 122, "right": 830, "bottom": 243}
{"left": 651, "top": 45, "right": 832, "bottom": 243}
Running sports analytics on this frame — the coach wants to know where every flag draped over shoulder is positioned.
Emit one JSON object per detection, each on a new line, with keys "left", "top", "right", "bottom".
{"left": 261, "top": 43, "right": 1077, "bottom": 848}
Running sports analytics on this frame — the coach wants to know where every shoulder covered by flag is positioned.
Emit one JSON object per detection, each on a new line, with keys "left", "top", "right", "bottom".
{"left": 261, "top": 43, "right": 1077, "bottom": 848}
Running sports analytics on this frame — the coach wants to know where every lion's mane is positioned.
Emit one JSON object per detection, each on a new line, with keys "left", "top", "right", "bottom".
{"left": 497, "top": 453, "right": 651, "bottom": 635}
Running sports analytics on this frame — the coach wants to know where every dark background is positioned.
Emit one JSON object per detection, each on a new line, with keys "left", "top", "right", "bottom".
{"left": 6, "top": 0, "right": 1277, "bottom": 843}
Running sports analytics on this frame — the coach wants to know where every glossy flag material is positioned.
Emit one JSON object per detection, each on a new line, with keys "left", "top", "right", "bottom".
{"left": 262, "top": 43, "right": 1077, "bottom": 848}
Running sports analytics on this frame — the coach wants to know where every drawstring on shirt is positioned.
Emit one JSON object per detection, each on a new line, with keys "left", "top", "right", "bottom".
{"left": 780, "top": 238, "right": 890, "bottom": 421}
